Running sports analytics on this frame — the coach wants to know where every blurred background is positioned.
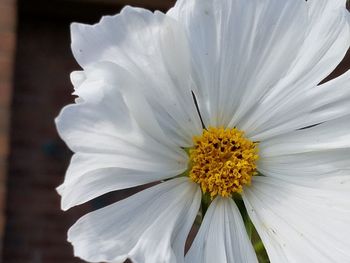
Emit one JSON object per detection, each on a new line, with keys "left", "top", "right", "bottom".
{"left": 0, "top": 0, "right": 349, "bottom": 262}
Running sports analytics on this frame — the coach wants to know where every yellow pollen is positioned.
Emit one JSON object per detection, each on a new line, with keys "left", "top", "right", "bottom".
{"left": 189, "top": 127, "right": 259, "bottom": 199}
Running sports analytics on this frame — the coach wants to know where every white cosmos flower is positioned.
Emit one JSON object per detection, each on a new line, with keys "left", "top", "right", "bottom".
{"left": 56, "top": 0, "right": 350, "bottom": 262}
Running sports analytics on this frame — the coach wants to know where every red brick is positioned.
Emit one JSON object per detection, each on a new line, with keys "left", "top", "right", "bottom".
{"left": 0, "top": 32, "right": 15, "bottom": 55}
{"left": 0, "top": 0, "right": 16, "bottom": 7}
{"left": 0, "top": 56, "right": 13, "bottom": 83}
{"left": 0, "top": 82, "right": 12, "bottom": 107}
{"left": 0, "top": 0, "right": 14, "bottom": 257}
{"left": 0, "top": 5, "right": 16, "bottom": 33}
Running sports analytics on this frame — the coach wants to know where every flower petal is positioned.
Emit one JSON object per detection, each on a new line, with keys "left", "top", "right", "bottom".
{"left": 56, "top": 64, "right": 188, "bottom": 210}
{"left": 243, "top": 176, "right": 350, "bottom": 263}
{"left": 57, "top": 151, "right": 187, "bottom": 211}
{"left": 259, "top": 116, "right": 350, "bottom": 158}
{"left": 71, "top": 6, "right": 202, "bottom": 146}
{"left": 68, "top": 178, "right": 201, "bottom": 263}
{"left": 258, "top": 139, "right": 350, "bottom": 184}
{"left": 248, "top": 69, "right": 350, "bottom": 141}
{"left": 258, "top": 149, "right": 350, "bottom": 183}
{"left": 239, "top": 2, "right": 350, "bottom": 139}
{"left": 185, "top": 197, "right": 258, "bottom": 263}
{"left": 169, "top": 0, "right": 309, "bottom": 127}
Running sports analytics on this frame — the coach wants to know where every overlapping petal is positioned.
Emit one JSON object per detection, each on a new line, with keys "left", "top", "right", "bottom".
{"left": 259, "top": 116, "right": 350, "bottom": 158}
{"left": 258, "top": 149, "right": 350, "bottom": 183}
{"left": 239, "top": 1, "right": 350, "bottom": 139}
{"left": 248, "top": 69, "right": 350, "bottom": 141}
{"left": 170, "top": 0, "right": 350, "bottom": 137}
{"left": 56, "top": 64, "right": 188, "bottom": 210}
{"left": 169, "top": 0, "right": 309, "bottom": 127}
{"left": 253, "top": 112, "right": 350, "bottom": 261}
{"left": 243, "top": 176, "right": 350, "bottom": 263}
{"left": 70, "top": 6, "right": 202, "bottom": 146}
{"left": 185, "top": 197, "right": 258, "bottom": 263}
{"left": 68, "top": 178, "right": 201, "bottom": 263}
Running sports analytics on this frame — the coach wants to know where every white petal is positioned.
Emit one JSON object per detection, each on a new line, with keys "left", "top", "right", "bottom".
{"left": 57, "top": 151, "right": 187, "bottom": 211}
{"left": 243, "top": 176, "right": 350, "bottom": 263}
{"left": 70, "top": 70, "right": 86, "bottom": 88}
{"left": 72, "top": 62, "right": 178, "bottom": 148}
{"left": 169, "top": 0, "right": 309, "bottom": 128}
{"left": 71, "top": 6, "right": 202, "bottom": 146}
{"left": 239, "top": 2, "right": 350, "bottom": 139}
{"left": 274, "top": 0, "right": 349, "bottom": 94}
{"left": 68, "top": 178, "right": 201, "bottom": 263}
{"left": 56, "top": 65, "right": 189, "bottom": 210}
{"left": 245, "top": 69, "right": 350, "bottom": 142}
{"left": 258, "top": 149, "right": 350, "bottom": 183}
{"left": 307, "top": 0, "right": 347, "bottom": 19}
{"left": 185, "top": 197, "right": 258, "bottom": 263}
{"left": 259, "top": 116, "right": 350, "bottom": 158}
{"left": 56, "top": 64, "right": 184, "bottom": 156}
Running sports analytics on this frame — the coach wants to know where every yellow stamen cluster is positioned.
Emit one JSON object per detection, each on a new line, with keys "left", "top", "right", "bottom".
{"left": 189, "top": 127, "right": 259, "bottom": 199}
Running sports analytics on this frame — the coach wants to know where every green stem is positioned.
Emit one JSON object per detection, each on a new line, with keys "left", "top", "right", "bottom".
{"left": 254, "top": 240, "right": 265, "bottom": 253}
{"left": 201, "top": 193, "right": 211, "bottom": 216}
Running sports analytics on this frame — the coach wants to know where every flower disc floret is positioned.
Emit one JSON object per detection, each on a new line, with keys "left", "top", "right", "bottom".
{"left": 189, "top": 127, "right": 259, "bottom": 198}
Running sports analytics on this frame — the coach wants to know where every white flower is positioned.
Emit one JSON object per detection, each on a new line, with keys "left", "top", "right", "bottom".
{"left": 56, "top": 0, "right": 350, "bottom": 262}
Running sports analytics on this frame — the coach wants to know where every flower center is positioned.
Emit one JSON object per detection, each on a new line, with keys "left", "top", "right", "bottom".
{"left": 188, "top": 127, "right": 259, "bottom": 199}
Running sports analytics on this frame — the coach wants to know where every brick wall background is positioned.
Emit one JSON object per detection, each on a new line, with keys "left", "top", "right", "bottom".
{"left": 1, "top": 1, "right": 349, "bottom": 263}
{"left": 0, "top": 0, "right": 16, "bottom": 258}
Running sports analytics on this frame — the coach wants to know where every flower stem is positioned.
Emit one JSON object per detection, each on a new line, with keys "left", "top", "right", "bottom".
{"left": 201, "top": 193, "right": 211, "bottom": 216}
